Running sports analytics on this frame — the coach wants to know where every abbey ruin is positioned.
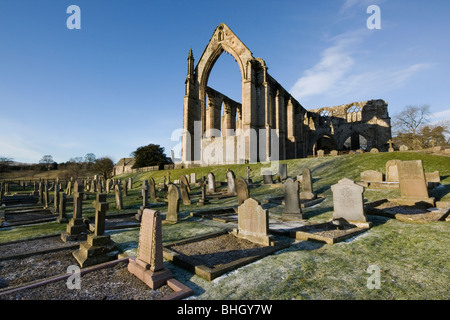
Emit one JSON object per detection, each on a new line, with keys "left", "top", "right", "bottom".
{"left": 181, "top": 23, "right": 392, "bottom": 166}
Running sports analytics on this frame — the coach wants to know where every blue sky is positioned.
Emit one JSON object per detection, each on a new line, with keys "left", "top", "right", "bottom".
{"left": 0, "top": 0, "right": 449, "bottom": 164}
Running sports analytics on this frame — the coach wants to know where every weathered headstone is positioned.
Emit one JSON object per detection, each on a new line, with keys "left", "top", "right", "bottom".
{"left": 122, "top": 180, "right": 128, "bottom": 196}
{"left": 61, "top": 180, "right": 88, "bottom": 242}
{"left": 397, "top": 160, "right": 434, "bottom": 205}
{"left": 278, "top": 164, "right": 288, "bottom": 181}
{"left": 330, "top": 150, "right": 338, "bottom": 156}
{"left": 236, "top": 177, "right": 250, "bottom": 205}
{"left": 44, "top": 183, "right": 49, "bottom": 209}
{"left": 57, "top": 192, "right": 68, "bottom": 223}
{"left": 115, "top": 184, "right": 123, "bottom": 210}
{"left": 180, "top": 175, "right": 190, "bottom": 192}
{"left": 166, "top": 184, "right": 180, "bottom": 223}
{"left": 387, "top": 139, "right": 394, "bottom": 152}
{"left": 226, "top": 169, "right": 237, "bottom": 195}
{"left": 148, "top": 177, "right": 157, "bottom": 200}
{"left": 317, "top": 149, "right": 325, "bottom": 157}
{"left": 38, "top": 181, "right": 44, "bottom": 205}
{"left": 299, "top": 168, "right": 316, "bottom": 200}
{"left": 370, "top": 148, "right": 379, "bottom": 153}
{"left": 385, "top": 159, "right": 401, "bottom": 182}
{"left": 360, "top": 170, "right": 383, "bottom": 182}
{"left": 283, "top": 178, "right": 303, "bottom": 221}
{"left": 128, "top": 209, "right": 172, "bottom": 289}
{"left": 136, "top": 180, "right": 149, "bottom": 221}
{"left": 233, "top": 198, "right": 271, "bottom": 246}
{"left": 331, "top": 178, "right": 370, "bottom": 227}
{"left": 53, "top": 184, "right": 60, "bottom": 214}
{"left": 246, "top": 166, "right": 252, "bottom": 183}
{"left": 207, "top": 172, "right": 216, "bottom": 193}
{"left": 190, "top": 172, "right": 196, "bottom": 184}
{"left": 179, "top": 182, "right": 191, "bottom": 205}
{"left": 128, "top": 177, "right": 133, "bottom": 190}
{"left": 197, "top": 177, "right": 209, "bottom": 206}
{"left": 399, "top": 145, "right": 409, "bottom": 151}
{"left": 73, "top": 193, "right": 118, "bottom": 268}
{"left": 262, "top": 170, "right": 273, "bottom": 184}
{"left": 65, "top": 180, "right": 72, "bottom": 196}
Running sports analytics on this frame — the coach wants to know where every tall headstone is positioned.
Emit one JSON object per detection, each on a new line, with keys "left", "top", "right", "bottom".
{"left": 331, "top": 178, "right": 369, "bottom": 227}
{"left": 115, "top": 184, "right": 123, "bottom": 210}
{"left": 148, "top": 177, "right": 157, "bottom": 200}
{"left": 166, "top": 184, "right": 180, "bottom": 223}
{"left": 179, "top": 182, "right": 191, "bottom": 205}
{"left": 262, "top": 169, "right": 273, "bottom": 184}
{"left": 73, "top": 193, "right": 118, "bottom": 268}
{"left": 135, "top": 180, "right": 149, "bottom": 221}
{"left": 128, "top": 209, "right": 172, "bottom": 289}
{"left": 38, "top": 181, "right": 44, "bottom": 205}
{"left": 278, "top": 164, "right": 288, "bottom": 181}
{"left": 180, "top": 175, "right": 191, "bottom": 192}
{"left": 190, "top": 172, "right": 196, "bottom": 184}
{"left": 233, "top": 198, "right": 271, "bottom": 246}
{"left": 61, "top": 180, "right": 88, "bottom": 242}
{"left": 207, "top": 172, "right": 216, "bottom": 194}
{"left": 128, "top": 178, "right": 133, "bottom": 191}
{"left": 197, "top": 176, "right": 209, "bottom": 206}
{"left": 299, "top": 168, "right": 316, "bottom": 200}
{"left": 236, "top": 177, "right": 250, "bottom": 205}
{"left": 246, "top": 166, "right": 253, "bottom": 184}
{"left": 397, "top": 160, "right": 434, "bottom": 205}
{"left": 53, "top": 184, "right": 60, "bottom": 214}
{"left": 122, "top": 180, "right": 128, "bottom": 196}
{"left": 44, "top": 183, "right": 49, "bottom": 209}
{"left": 283, "top": 178, "right": 303, "bottom": 221}
{"left": 57, "top": 192, "right": 68, "bottom": 223}
{"left": 226, "top": 169, "right": 236, "bottom": 195}
{"left": 106, "top": 179, "right": 111, "bottom": 194}
{"left": 385, "top": 159, "right": 401, "bottom": 182}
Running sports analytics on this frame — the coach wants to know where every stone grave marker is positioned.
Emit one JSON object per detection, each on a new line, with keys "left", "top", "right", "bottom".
{"left": 53, "top": 184, "right": 60, "bottom": 214}
{"left": 246, "top": 166, "right": 252, "bottom": 183}
{"left": 330, "top": 150, "right": 338, "bottom": 156}
{"left": 370, "top": 148, "right": 379, "bottom": 153}
{"left": 300, "top": 168, "right": 316, "bottom": 200}
{"left": 190, "top": 172, "right": 197, "bottom": 184}
{"left": 262, "top": 170, "right": 273, "bottom": 184}
{"left": 397, "top": 160, "right": 434, "bottom": 205}
{"left": 226, "top": 169, "right": 237, "bottom": 195}
{"left": 331, "top": 178, "right": 370, "bottom": 227}
{"left": 128, "top": 209, "right": 172, "bottom": 289}
{"left": 278, "top": 164, "right": 288, "bottom": 181}
{"left": 233, "top": 198, "right": 271, "bottom": 246}
{"left": 317, "top": 149, "right": 324, "bottom": 157}
{"left": 115, "top": 184, "right": 123, "bottom": 209}
{"left": 128, "top": 178, "right": 133, "bottom": 190}
{"left": 207, "top": 172, "right": 216, "bottom": 193}
{"left": 236, "top": 177, "right": 250, "bottom": 205}
{"left": 180, "top": 175, "right": 191, "bottom": 192}
{"left": 148, "top": 177, "right": 157, "bottom": 201}
{"left": 122, "top": 180, "right": 128, "bottom": 196}
{"left": 197, "top": 176, "right": 209, "bottom": 206}
{"left": 360, "top": 170, "right": 383, "bottom": 182}
{"left": 61, "top": 180, "right": 88, "bottom": 242}
{"left": 44, "top": 183, "right": 49, "bottom": 209}
{"left": 166, "top": 184, "right": 180, "bottom": 223}
{"left": 180, "top": 182, "right": 191, "bottom": 205}
{"left": 73, "top": 193, "right": 118, "bottom": 268}
{"left": 65, "top": 180, "right": 72, "bottom": 196}
{"left": 385, "top": 160, "right": 400, "bottom": 182}
{"left": 135, "top": 180, "right": 149, "bottom": 221}
{"left": 399, "top": 145, "right": 409, "bottom": 151}
{"left": 387, "top": 139, "right": 394, "bottom": 152}
{"left": 283, "top": 178, "right": 302, "bottom": 221}
{"left": 57, "top": 192, "right": 68, "bottom": 223}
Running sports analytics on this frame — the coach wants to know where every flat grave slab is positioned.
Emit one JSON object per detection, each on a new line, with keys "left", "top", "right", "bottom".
{"left": 163, "top": 231, "right": 289, "bottom": 281}
{"left": 189, "top": 207, "right": 238, "bottom": 223}
{"left": 0, "top": 258, "right": 192, "bottom": 300}
{"left": 0, "top": 207, "right": 55, "bottom": 227}
{"left": 365, "top": 199, "right": 450, "bottom": 223}
{"left": 289, "top": 221, "right": 370, "bottom": 244}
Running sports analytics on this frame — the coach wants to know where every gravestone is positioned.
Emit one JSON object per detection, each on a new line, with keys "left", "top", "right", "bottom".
{"left": 385, "top": 159, "right": 401, "bottom": 182}
{"left": 166, "top": 184, "right": 180, "bottom": 223}
{"left": 317, "top": 149, "right": 324, "bottom": 157}
{"left": 278, "top": 164, "right": 288, "bottom": 181}
{"left": 38, "top": 181, "right": 44, "bottom": 205}
{"left": 399, "top": 145, "right": 409, "bottom": 151}
{"left": 180, "top": 175, "right": 190, "bottom": 192}
{"left": 387, "top": 139, "right": 394, "bottom": 152}
{"left": 65, "top": 181, "right": 72, "bottom": 196}
{"left": 148, "top": 177, "right": 157, "bottom": 201}
{"left": 128, "top": 209, "right": 172, "bottom": 289}
{"left": 190, "top": 172, "right": 196, "bottom": 184}
{"left": 179, "top": 182, "right": 191, "bottom": 205}
{"left": 299, "top": 168, "right": 316, "bottom": 200}
{"left": 128, "top": 178, "right": 133, "bottom": 190}
{"left": 53, "top": 184, "right": 60, "bottom": 214}
{"left": 44, "top": 183, "right": 49, "bottom": 209}
{"left": 135, "top": 180, "right": 149, "bottom": 221}
{"left": 106, "top": 179, "right": 111, "bottom": 194}
{"left": 73, "top": 193, "right": 118, "bottom": 268}
{"left": 61, "top": 180, "right": 88, "bottom": 242}
{"left": 122, "top": 180, "right": 128, "bottom": 196}
{"left": 331, "top": 178, "right": 370, "bottom": 227}
{"left": 360, "top": 170, "right": 383, "bottom": 182}
{"left": 246, "top": 166, "right": 252, "bottom": 183}
{"left": 207, "top": 172, "right": 216, "bottom": 194}
{"left": 57, "top": 192, "right": 68, "bottom": 223}
{"left": 370, "top": 148, "right": 379, "bottom": 153}
{"left": 283, "top": 178, "right": 303, "bottom": 221}
{"left": 397, "top": 160, "right": 434, "bottom": 205}
{"left": 226, "top": 169, "right": 237, "bottom": 195}
{"left": 236, "top": 177, "right": 250, "bottom": 205}
{"left": 262, "top": 170, "right": 273, "bottom": 184}
{"left": 233, "top": 198, "right": 271, "bottom": 246}
{"left": 197, "top": 177, "right": 209, "bottom": 206}
{"left": 115, "top": 184, "right": 123, "bottom": 210}
{"left": 330, "top": 150, "right": 338, "bottom": 156}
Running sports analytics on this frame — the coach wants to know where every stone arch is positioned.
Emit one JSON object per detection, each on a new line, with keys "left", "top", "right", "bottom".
{"left": 339, "top": 131, "right": 369, "bottom": 151}
{"left": 311, "top": 134, "right": 338, "bottom": 155}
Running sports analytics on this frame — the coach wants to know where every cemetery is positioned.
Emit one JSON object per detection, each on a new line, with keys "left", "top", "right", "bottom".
{"left": 0, "top": 151, "right": 449, "bottom": 300}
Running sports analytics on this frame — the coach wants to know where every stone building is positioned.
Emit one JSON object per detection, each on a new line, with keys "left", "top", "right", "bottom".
{"left": 113, "top": 158, "right": 136, "bottom": 176}
{"left": 181, "top": 23, "right": 391, "bottom": 166}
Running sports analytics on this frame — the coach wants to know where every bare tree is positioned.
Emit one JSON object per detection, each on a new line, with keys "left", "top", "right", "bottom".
{"left": 393, "top": 105, "right": 431, "bottom": 149}
{"left": 94, "top": 157, "right": 115, "bottom": 180}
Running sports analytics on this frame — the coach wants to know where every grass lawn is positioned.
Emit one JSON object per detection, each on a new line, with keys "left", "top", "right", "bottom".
{"left": 1, "top": 151, "right": 449, "bottom": 299}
